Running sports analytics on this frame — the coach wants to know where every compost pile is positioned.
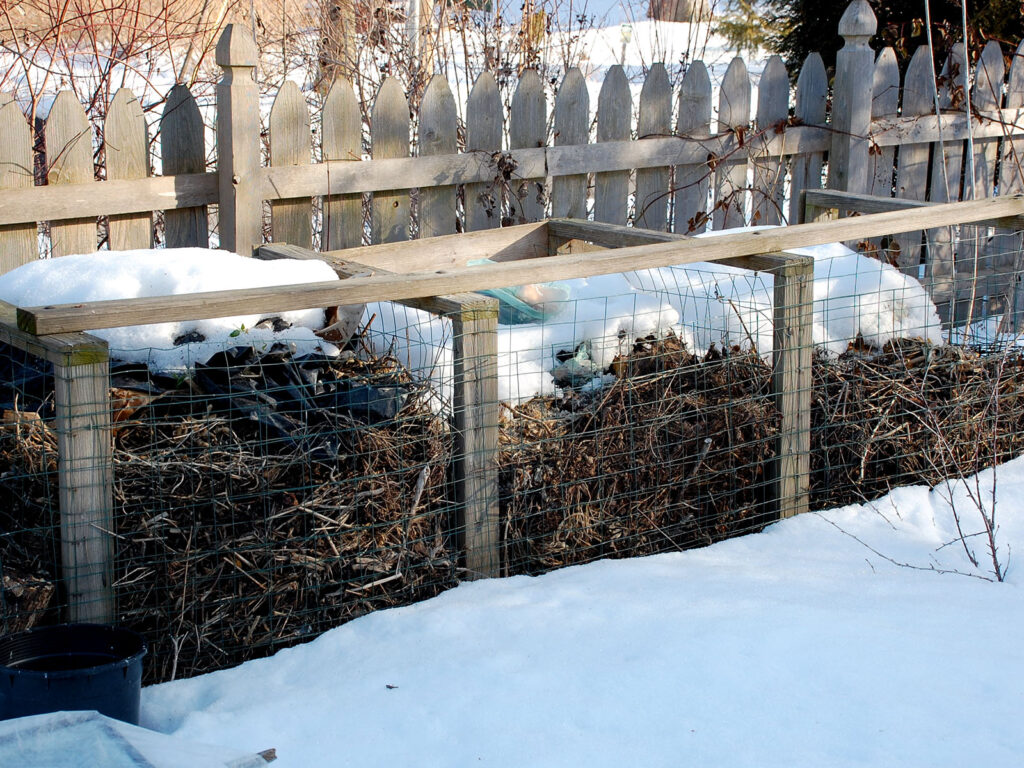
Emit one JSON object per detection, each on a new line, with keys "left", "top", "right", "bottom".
{"left": 0, "top": 343, "right": 456, "bottom": 683}
{"left": 5, "top": 332, "right": 1024, "bottom": 683}
{"left": 499, "top": 335, "right": 780, "bottom": 573}
{"left": 809, "top": 338, "right": 1024, "bottom": 508}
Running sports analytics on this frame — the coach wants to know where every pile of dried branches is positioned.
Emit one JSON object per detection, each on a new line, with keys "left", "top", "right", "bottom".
{"left": 5, "top": 334, "right": 1024, "bottom": 682}
{"left": 809, "top": 338, "right": 1024, "bottom": 509}
{"left": 500, "top": 335, "right": 780, "bottom": 573}
{"left": 0, "top": 345, "right": 456, "bottom": 683}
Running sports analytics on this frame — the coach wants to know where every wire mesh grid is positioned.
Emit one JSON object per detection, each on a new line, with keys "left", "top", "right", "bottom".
{"left": 1, "top": 325, "right": 460, "bottom": 683}
{"left": 2, "top": 220, "right": 1024, "bottom": 683}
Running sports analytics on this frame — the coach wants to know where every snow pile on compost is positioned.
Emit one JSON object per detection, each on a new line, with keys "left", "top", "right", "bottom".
{"left": 0, "top": 238, "right": 943, "bottom": 405}
{"left": 628, "top": 235, "right": 944, "bottom": 357}
{"left": 366, "top": 237, "right": 943, "bottom": 404}
{"left": 0, "top": 249, "right": 340, "bottom": 369}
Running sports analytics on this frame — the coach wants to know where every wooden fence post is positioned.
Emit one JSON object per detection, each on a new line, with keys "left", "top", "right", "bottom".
{"left": 216, "top": 25, "right": 261, "bottom": 254}
{"left": 54, "top": 337, "right": 114, "bottom": 623}
{"left": 828, "top": 0, "right": 876, "bottom": 195}
{"left": 448, "top": 295, "right": 501, "bottom": 578}
{"left": 772, "top": 252, "right": 814, "bottom": 519}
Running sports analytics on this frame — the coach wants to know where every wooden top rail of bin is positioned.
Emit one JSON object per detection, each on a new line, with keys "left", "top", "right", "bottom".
{"left": 15, "top": 195, "right": 1024, "bottom": 336}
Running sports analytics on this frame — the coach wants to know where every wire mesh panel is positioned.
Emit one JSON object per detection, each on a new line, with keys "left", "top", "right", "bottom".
{"left": 3, "top": 215, "right": 1024, "bottom": 685}
{"left": 0, "top": 342, "right": 61, "bottom": 633}
{"left": 1, "top": 330, "right": 459, "bottom": 683}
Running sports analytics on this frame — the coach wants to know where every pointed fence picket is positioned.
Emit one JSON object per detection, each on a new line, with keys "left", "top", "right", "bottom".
{"left": 464, "top": 72, "right": 502, "bottom": 232}
{"left": 889, "top": 46, "right": 933, "bottom": 274}
{"left": 161, "top": 84, "right": 208, "bottom": 249}
{"left": 370, "top": 78, "right": 411, "bottom": 244}
{"left": 593, "top": 65, "right": 630, "bottom": 226}
{"left": 322, "top": 77, "right": 363, "bottom": 251}
{"left": 788, "top": 53, "right": 827, "bottom": 225}
{"left": 713, "top": 57, "right": 750, "bottom": 230}
{"left": 674, "top": 61, "right": 711, "bottom": 233}
{"left": 105, "top": 89, "right": 150, "bottom": 251}
{"left": 509, "top": 69, "right": 546, "bottom": 225}
{"left": 418, "top": 76, "right": 458, "bottom": 238}
{"left": 551, "top": 68, "right": 589, "bottom": 221}
{"left": 269, "top": 81, "right": 312, "bottom": 249}
{"left": 0, "top": 94, "right": 35, "bottom": 271}
{"left": 635, "top": 63, "right": 671, "bottom": 231}
{"left": 752, "top": 55, "right": 788, "bottom": 226}
{"left": 46, "top": 91, "right": 97, "bottom": 257}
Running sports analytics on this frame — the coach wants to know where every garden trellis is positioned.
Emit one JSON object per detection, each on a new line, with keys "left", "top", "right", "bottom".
{"left": 3, "top": 0, "right": 1024, "bottom": 683}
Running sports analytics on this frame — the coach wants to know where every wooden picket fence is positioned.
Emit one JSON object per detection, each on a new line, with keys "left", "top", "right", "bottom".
{"left": 1, "top": 0, "right": 1024, "bottom": 318}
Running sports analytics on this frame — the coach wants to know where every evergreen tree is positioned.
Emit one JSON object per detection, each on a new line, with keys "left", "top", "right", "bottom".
{"left": 763, "top": 0, "right": 1023, "bottom": 76}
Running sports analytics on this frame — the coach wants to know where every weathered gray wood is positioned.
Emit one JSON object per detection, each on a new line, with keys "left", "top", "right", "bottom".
{"left": 828, "top": 0, "right": 876, "bottom": 194}
{"left": 509, "top": 69, "right": 547, "bottom": 224}
{"left": 872, "top": 106, "right": 1024, "bottom": 146}
{"left": 464, "top": 72, "right": 503, "bottom": 232}
{"left": 925, "top": 44, "right": 966, "bottom": 321}
{"left": 772, "top": 253, "right": 813, "bottom": 519}
{"left": 713, "top": 57, "right": 751, "bottom": 229}
{"left": 105, "top": 88, "right": 150, "bottom": 250}
{"left": 321, "top": 76, "right": 363, "bottom": 250}
{"left": 967, "top": 40, "right": 1004, "bottom": 200}
{"left": 551, "top": 68, "right": 589, "bottom": 220}
{"left": 418, "top": 75, "right": 458, "bottom": 238}
{"left": 370, "top": 78, "right": 411, "bottom": 244}
{"left": 46, "top": 91, "right": 96, "bottom": 257}
{"left": 675, "top": 61, "right": 712, "bottom": 232}
{"left": 789, "top": 53, "right": 827, "bottom": 224}
{"left": 997, "top": 40, "right": 1024, "bottom": 330}
{"left": 216, "top": 25, "right": 262, "bottom": 254}
{"left": 594, "top": 65, "right": 631, "bottom": 226}
{"left": 890, "top": 45, "right": 934, "bottom": 273}
{"left": 257, "top": 126, "right": 832, "bottom": 202}
{"left": 0, "top": 94, "right": 36, "bottom": 271}
{"left": 269, "top": 80, "right": 312, "bottom": 249}
{"left": 450, "top": 296, "right": 501, "bottom": 578}
{"left": 0, "top": 173, "right": 217, "bottom": 228}
{"left": 959, "top": 41, "right": 1006, "bottom": 320}
{"left": 869, "top": 48, "right": 899, "bottom": 198}
{"left": 753, "top": 55, "right": 788, "bottom": 226}
{"left": 21, "top": 195, "right": 1024, "bottom": 336}
{"left": 321, "top": 221, "right": 548, "bottom": 273}
{"left": 161, "top": 84, "right": 209, "bottom": 248}
{"left": 635, "top": 63, "right": 671, "bottom": 230}
{"left": 54, "top": 341, "right": 114, "bottom": 623}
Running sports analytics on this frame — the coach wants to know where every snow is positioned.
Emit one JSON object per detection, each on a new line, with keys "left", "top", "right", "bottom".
{"left": 0, "top": 249, "right": 340, "bottom": 370}
{"left": 367, "top": 236, "right": 943, "bottom": 405}
{"left": 139, "top": 454, "right": 1024, "bottom": 767}
{"left": 0, "top": 237, "right": 942, "bottom": 405}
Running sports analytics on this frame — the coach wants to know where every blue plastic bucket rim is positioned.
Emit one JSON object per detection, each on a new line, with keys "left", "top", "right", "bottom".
{"left": 0, "top": 623, "right": 147, "bottom": 681}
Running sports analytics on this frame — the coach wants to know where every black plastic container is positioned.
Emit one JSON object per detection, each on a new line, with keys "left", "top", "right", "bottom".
{"left": 0, "top": 624, "right": 147, "bottom": 724}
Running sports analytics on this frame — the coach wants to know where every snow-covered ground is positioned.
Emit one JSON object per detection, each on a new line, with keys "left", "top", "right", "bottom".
{"left": 140, "top": 454, "right": 1022, "bottom": 767}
